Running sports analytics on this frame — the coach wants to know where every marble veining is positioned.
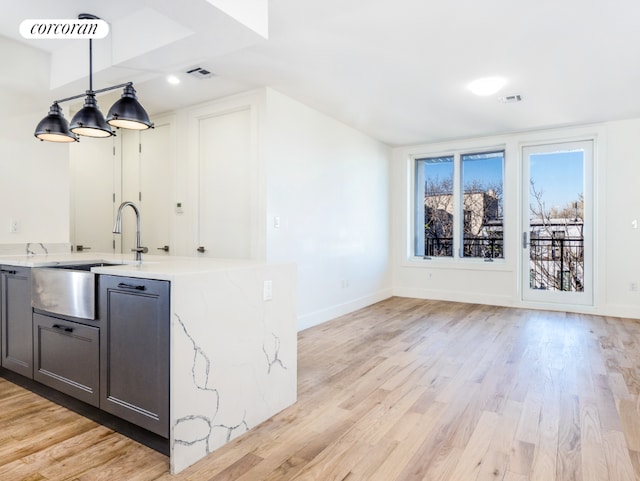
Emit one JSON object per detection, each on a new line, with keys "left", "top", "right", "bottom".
{"left": 263, "top": 332, "right": 287, "bottom": 374}
{"left": 0, "top": 242, "right": 69, "bottom": 256}
{"left": 175, "top": 314, "right": 219, "bottom": 394}
{"left": 25, "top": 242, "right": 49, "bottom": 255}
{"left": 172, "top": 313, "right": 252, "bottom": 459}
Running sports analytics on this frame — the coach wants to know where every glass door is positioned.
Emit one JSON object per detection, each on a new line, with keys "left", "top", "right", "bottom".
{"left": 521, "top": 140, "right": 594, "bottom": 305}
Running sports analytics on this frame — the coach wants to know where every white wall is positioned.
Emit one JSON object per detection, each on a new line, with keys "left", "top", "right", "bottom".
{"left": 0, "top": 36, "right": 70, "bottom": 246}
{"left": 142, "top": 88, "right": 393, "bottom": 330}
{"left": 391, "top": 120, "right": 640, "bottom": 319}
{"left": 0, "top": 110, "right": 70, "bottom": 246}
{"left": 602, "top": 119, "right": 640, "bottom": 317}
{"left": 263, "top": 89, "right": 392, "bottom": 330}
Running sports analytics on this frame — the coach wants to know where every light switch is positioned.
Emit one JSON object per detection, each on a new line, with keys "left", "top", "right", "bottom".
{"left": 633, "top": 219, "right": 638, "bottom": 229}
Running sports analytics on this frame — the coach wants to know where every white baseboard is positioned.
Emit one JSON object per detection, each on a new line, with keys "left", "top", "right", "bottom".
{"left": 392, "top": 286, "right": 513, "bottom": 308}
{"left": 393, "top": 287, "right": 640, "bottom": 320}
{"left": 595, "top": 304, "right": 640, "bottom": 320}
{"left": 297, "top": 288, "right": 393, "bottom": 331}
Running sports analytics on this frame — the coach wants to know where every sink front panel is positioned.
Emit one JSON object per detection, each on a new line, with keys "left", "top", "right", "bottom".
{"left": 31, "top": 268, "right": 96, "bottom": 319}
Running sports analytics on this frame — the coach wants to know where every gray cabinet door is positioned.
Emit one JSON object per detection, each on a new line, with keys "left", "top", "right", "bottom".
{"left": 99, "top": 275, "right": 170, "bottom": 437}
{"left": 1, "top": 266, "right": 33, "bottom": 378}
{"left": 32, "top": 312, "right": 100, "bottom": 406}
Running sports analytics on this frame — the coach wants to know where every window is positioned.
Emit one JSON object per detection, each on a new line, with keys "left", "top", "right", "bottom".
{"left": 414, "top": 149, "right": 504, "bottom": 260}
{"left": 461, "top": 151, "right": 504, "bottom": 259}
{"left": 414, "top": 155, "right": 454, "bottom": 257}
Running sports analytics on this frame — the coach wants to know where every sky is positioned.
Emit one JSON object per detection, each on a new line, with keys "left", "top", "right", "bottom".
{"left": 418, "top": 152, "right": 503, "bottom": 191}
{"left": 529, "top": 151, "right": 583, "bottom": 210}
{"left": 418, "top": 150, "right": 583, "bottom": 210}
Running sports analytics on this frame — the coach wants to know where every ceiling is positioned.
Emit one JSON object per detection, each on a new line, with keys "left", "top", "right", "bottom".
{"left": 2, "top": 0, "right": 640, "bottom": 146}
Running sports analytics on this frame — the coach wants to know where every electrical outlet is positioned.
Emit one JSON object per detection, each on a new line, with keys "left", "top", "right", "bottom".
{"left": 9, "top": 219, "right": 20, "bottom": 233}
{"left": 263, "top": 280, "right": 273, "bottom": 301}
{"left": 631, "top": 282, "right": 638, "bottom": 292}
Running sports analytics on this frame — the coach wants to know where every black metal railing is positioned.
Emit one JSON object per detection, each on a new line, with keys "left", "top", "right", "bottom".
{"left": 529, "top": 237, "right": 584, "bottom": 292}
{"left": 423, "top": 236, "right": 504, "bottom": 259}
{"left": 422, "top": 235, "right": 584, "bottom": 292}
{"left": 424, "top": 237, "right": 453, "bottom": 257}
{"left": 463, "top": 236, "right": 503, "bottom": 259}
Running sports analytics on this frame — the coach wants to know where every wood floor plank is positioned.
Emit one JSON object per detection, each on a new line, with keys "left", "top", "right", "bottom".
{"left": 555, "top": 394, "right": 582, "bottom": 481}
{"left": 603, "top": 430, "right": 636, "bottom": 481}
{"left": 2, "top": 297, "right": 640, "bottom": 481}
{"left": 447, "top": 410, "right": 501, "bottom": 480}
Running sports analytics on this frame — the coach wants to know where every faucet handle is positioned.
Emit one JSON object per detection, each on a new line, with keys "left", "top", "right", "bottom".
{"left": 132, "top": 246, "right": 149, "bottom": 254}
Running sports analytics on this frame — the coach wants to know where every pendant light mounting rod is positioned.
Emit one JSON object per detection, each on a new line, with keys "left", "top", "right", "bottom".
{"left": 89, "top": 38, "right": 93, "bottom": 92}
{"left": 53, "top": 82, "right": 134, "bottom": 105}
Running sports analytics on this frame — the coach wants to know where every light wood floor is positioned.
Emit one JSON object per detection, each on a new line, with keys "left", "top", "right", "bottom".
{"left": 2, "top": 297, "right": 640, "bottom": 480}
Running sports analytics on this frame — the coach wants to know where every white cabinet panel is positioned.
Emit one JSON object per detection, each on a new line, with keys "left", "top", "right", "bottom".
{"left": 70, "top": 137, "right": 117, "bottom": 253}
{"left": 141, "top": 124, "right": 172, "bottom": 255}
{"left": 197, "top": 108, "right": 253, "bottom": 258}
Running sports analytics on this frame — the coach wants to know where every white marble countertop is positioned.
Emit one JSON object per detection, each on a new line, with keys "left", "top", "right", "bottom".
{"left": 0, "top": 252, "right": 270, "bottom": 281}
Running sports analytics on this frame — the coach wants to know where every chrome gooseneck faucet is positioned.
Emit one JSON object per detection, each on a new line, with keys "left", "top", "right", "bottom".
{"left": 113, "top": 201, "right": 148, "bottom": 261}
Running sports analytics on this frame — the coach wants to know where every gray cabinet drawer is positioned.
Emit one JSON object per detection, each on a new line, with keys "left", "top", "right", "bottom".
{"left": 33, "top": 313, "right": 100, "bottom": 407}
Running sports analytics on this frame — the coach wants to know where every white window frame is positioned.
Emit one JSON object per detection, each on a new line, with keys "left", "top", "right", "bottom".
{"left": 409, "top": 144, "right": 506, "bottom": 265}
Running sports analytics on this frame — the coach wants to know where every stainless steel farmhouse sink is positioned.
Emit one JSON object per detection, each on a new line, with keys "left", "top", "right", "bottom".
{"left": 31, "top": 263, "right": 121, "bottom": 320}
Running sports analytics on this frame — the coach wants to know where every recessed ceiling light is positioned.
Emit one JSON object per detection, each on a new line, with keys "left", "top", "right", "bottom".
{"left": 167, "top": 75, "right": 180, "bottom": 85}
{"left": 468, "top": 77, "right": 507, "bottom": 96}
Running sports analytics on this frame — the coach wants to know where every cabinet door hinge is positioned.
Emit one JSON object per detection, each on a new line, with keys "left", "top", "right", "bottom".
{"left": 139, "top": 191, "right": 142, "bottom": 202}
{"left": 139, "top": 143, "right": 142, "bottom": 154}
{"left": 113, "top": 193, "right": 116, "bottom": 203}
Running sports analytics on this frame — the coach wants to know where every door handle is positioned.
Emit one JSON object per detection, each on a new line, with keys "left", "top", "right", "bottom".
{"left": 157, "top": 245, "right": 170, "bottom": 252}
{"left": 197, "top": 246, "right": 206, "bottom": 253}
{"left": 76, "top": 245, "right": 91, "bottom": 251}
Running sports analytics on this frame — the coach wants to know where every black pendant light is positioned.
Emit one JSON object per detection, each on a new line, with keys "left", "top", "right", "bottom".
{"left": 34, "top": 102, "right": 78, "bottom": 143}
{"left": 70, "top": 92, "right": 114, "bottom": 137}
{"left": 34, "top": 13, "right": 153, "bottom": 143}
{"left": 107, "top": 84, "right": 153, "bottom": 130}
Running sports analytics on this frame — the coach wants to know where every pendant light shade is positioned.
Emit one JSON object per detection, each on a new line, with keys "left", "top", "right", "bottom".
{"left": 34, "top": 102, "right": 78, "bottom": 143}
{"left": 106, "top": 84, "right": 153, "bottom": 130}
{"left": 69, "top": 93, "right": 114, "bottom": 138}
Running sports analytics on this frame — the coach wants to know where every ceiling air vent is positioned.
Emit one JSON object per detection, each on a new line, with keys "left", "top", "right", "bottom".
{"left": 498, "top": 94, "right": 523, "bottom": 104}
{"left": 186, "top": 66, "right": 215, "bottom": 79}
